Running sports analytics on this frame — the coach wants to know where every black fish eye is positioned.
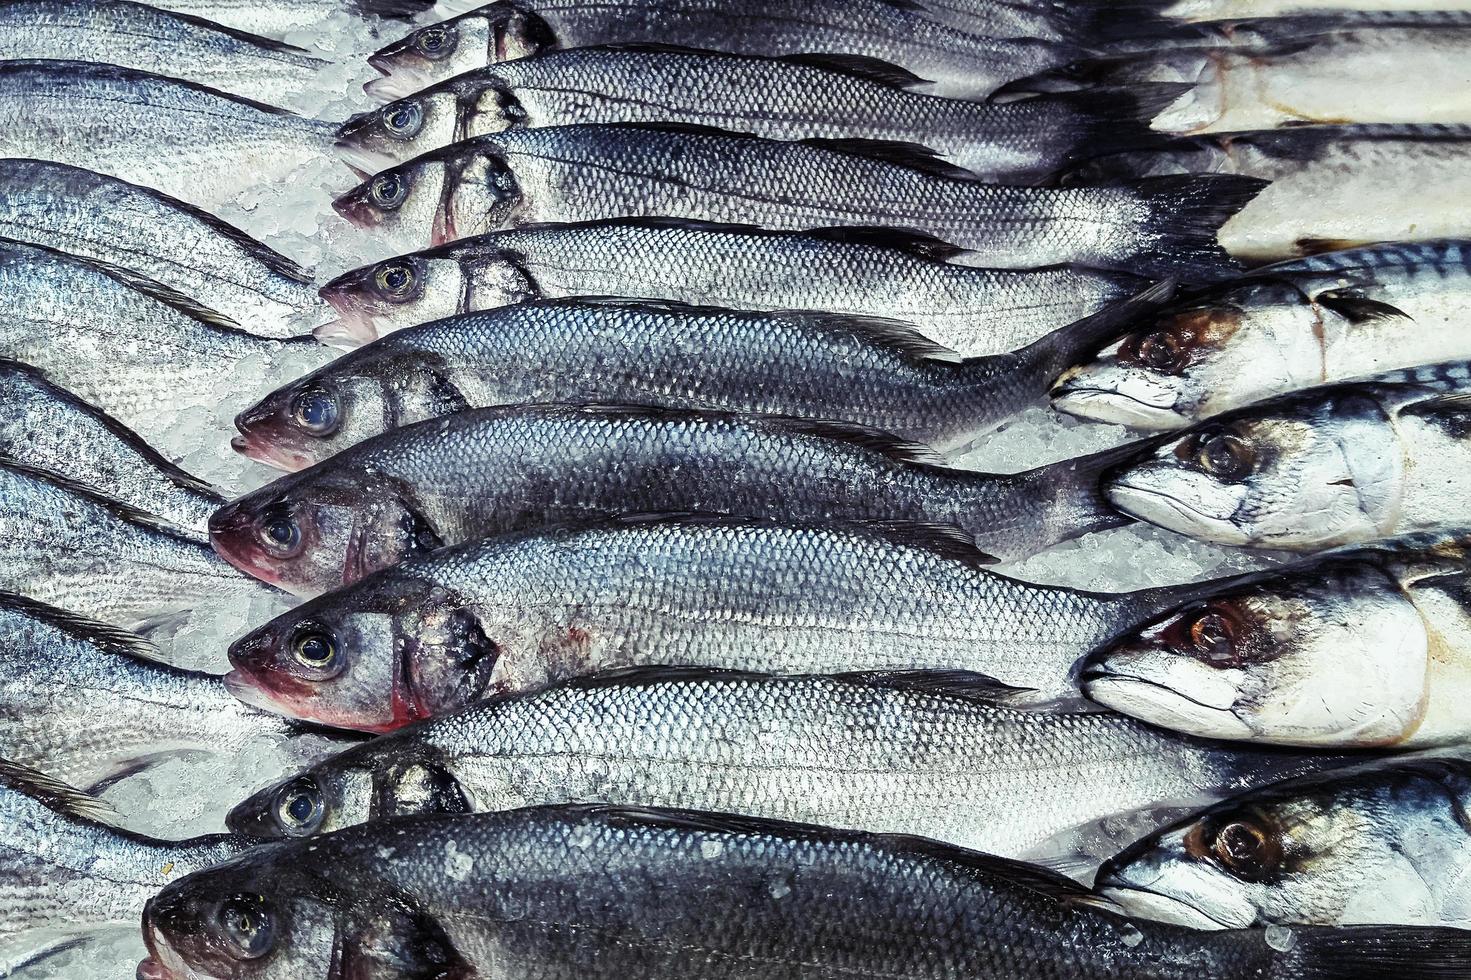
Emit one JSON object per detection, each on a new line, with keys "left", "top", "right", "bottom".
{"left": 383, "top": 101, "right": 424, "bottom": 138}
{"left": 274, "top": 777, "right": 325, "bottom": 836}
{"left": 415, "top": 26, "right": 456, "bottom": 58}
{"left": 1137, "top": 330, "right": 1185, "bottom": 373}
{"left": 369, "top": 172, "right": 409, "bottom": 210}
{"left": 215, "top": 894, "right": 274, "bottom": 960}
{"left": 373, "top": 261, "right": 417, "bottom": 301}
{"left": 1210, "top": 818, "right": 1279, "bottom": 880}
{"left": 290, "top": 390, "right": 339, "bottom": 436}
{"left": 293, "top": 628, "right": 338, "bottom": 670}
{"left": 257, "top": 512, "right": 301, "bottom": 555}
{"left": 1196, "top": 432, "right": 1254, "bottom": 483}
{"left": 1189, "top": 611, "right": 1235, "bottom": 661}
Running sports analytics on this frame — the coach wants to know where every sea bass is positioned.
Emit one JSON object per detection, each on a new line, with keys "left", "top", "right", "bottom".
{"left": 0, "top": 159, "right": 330, "bottom": 338}
{"left": 1097, "top": 756, "right": 1471, "bottom": 929}
{"left": 364, "top": 0, "right": 1082, "bottom": 102}
{"left": 338, "top": 45, "right": 1177, "bottom": 183}
{"left": 208, "top": 406, "right": 1142, "bottom": 596}
{"left": 316, "top": 219, "right": 1142, "bottom": 355}
{"left": 1051, "top": 241, "right": 1471, "bottom": 429}
{"left": 333, "top": 123, "right": 1259, "bottom": 280}
{"left": 138, "top": 804, "right": 1471, "bottom": 980}
{"left": 143, "top": 0, "right": 443, "bottom": 37}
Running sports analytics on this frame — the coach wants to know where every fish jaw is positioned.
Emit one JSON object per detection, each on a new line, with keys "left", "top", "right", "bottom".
{"left": 1082, "top": 651, "right": 1256, "bottom": 741}
{"left": 231, "top": 433, "right": 311, "bottom": 473}
{"left": 1093, "top": 883, "right": 1248, "bottom": 931}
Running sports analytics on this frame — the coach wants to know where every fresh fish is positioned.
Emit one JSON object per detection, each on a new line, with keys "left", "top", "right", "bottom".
{"left": 1161, "top": 0, "right": 1471, "bottom": 20}
{"left": 1079, "top": 535, "right": 1471, "bottom": 747}
{"left": 0, "top": 238, "right": 332, "bottom": 463}
{"left": 333, "top": 123, "right": 1260, "bottom": 280}
{"left": 337, "top": 45, "right": 1179, "bottom": 183}
{"left": 316, "top": 219, "right": 1143, "bottom": 355}
{"left": 1067, "top": 126, "right": 1471, "bottom": 262}
{"left": 0, "top": 360, "right": 222, "bottom": 536}
{"left": 909, "top": 0, "right": 1164, "bottom": 39}
{"left": 365, "top": 0, "right": 1082, "bottom": 102}
{"left": 0, "top": 159, "right": 330, "bottom": 338}
{"left": 1051, "top": 241, "right": 1471, "bottom": 429}
{"left": 0, "top": 60, "right": 335, "bottom": 214}
{"left": 144, "top": 0, "right": 444, "bottom": 37}
{"left": 1096, "top": 755, "right": 1471, "bottom": 929}
{"left": 208, "top": 406, "right": 1142, "bottom": 596}
{"left": 232, "top": 293, "right": 1158, "bottom": 470}
{"left": 138, "top": 804, "right": 1471, "bottom": 980}
{"left": 1102, "top": 362, "right": 1471, "bottom": 551}
{"left": 0, "top": 0, "right": 326, "bottom": 103}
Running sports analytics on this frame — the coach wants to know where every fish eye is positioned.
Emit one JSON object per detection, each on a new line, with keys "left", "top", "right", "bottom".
{"left": 1188, "top": 610, "right": 1235, "bottom": 661}
{"left": 214, "top": 894, "right": 274, "bottom": 960}
{"left": 415, "top": 25, "right": 457, "bottom": 59}
{"left": 369, "top": 172, "right": 409, "bottom": 210}
{"left": 273, "top": 777, "right": 325, "bottom": 836}
{"left": 1136, "top": 330, "right": 1186, "bottom": 373}
{"left": 292, "top": 628, "right": 339, "bottom": 671}
{"left": 1195, "top": 432, "right": 1255, "bottom": 482}
{"left": 1210, "top": 818, "right": 1279, "bottom": 880}
{"left": 290, "top": 390, "right": 339, "bottom": 436}
{"left": 373, "top": 260, "right": 418, "bottom": 302}
{"left": 382, "top": 101, "right": 424, "bottom": 138}
{"left": 256, "top": 511, "right": 302, "bottom": 557}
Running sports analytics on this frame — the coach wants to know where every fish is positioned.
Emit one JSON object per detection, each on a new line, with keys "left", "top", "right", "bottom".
{"left": 138, "top": 803, "right": 1471, "bottom": 980}
{"left": 1101, "top": 361, "right": 1471, "bottom": 551}
{"left": 316, "top": 218, "right": 1144, "bottom": 354}
{"left": 332, "top": 123, "right": 1261, "bottom": 280}
{"left": 208, "top": 406, "right": 1144, "bottom": 597}
{"left": 0, "top": 360, "right": 222, "bottom": 536}
{"left": 1079, "top": 534, "right": 1471, "bottom": 746}
{"left": 336, "top": 45, "right": 1180, "bottom": 183}
{"left": 141, "top": 0, "right": 445, "bottom": 37}
{"left": 0, "top": 237, "right": 332, "bottom": 462}
{"left": 0, "top": 60, "right": 335, "bottom": 215}
{"left": 1161, "top": 0, "right": 1471, "bottom": 20}
{"left": 1096, "top": 755, "right": 1471, "bottom": 929}
{"left": 1051, "top": 240, "right": 1471, "bottom": 429}
{"left": 1066, "top": 126, "right": 1471, "bottom": 262}
{"left": 365, "top": 0, "right": 1083, "bottom": 103}
{"left": 0, "top": 0, "right": 326, "bottom": 103}
{"left": 223, "top": 667, "right": 1353, "bottom": 857}
{"left": 0, "top": 159, "right": 331, "bottom": 338}
{"left": 231, "top": 292, "right": 1163, "bottom": 470}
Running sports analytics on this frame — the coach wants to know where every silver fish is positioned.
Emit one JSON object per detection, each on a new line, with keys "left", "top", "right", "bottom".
{"left": 332, "top": 123, "right": 1260, "bottom": 280}
{"left": 0, "top": 0, "right": 326, "bottom": 103}
{"left": 336, "top": 45, "right": 1179, "bottom": 183}
{"left": 1102, "top": 361, "right": 1471, "bottom": 551}
{"left": 0, "top": 360, "right": 222, "bottom": 536}
{"left": 138, "top": 804, "right": 1469, "bottom": 980}
{"left": 1097, "top": 755, "right": 1471, "bottom": 929}
{"left": 144, "top": 0, "right": 446, "bottom": 37}
{"left": 1052, "top": 241, "right": 1471, "bottom": 429}
{"left": 316, "top": 219, "right": 1143, "bottom": 356}
{"left": 0, "top": 159, "right": 330, "bottom": 338}
{"left": 1067, "top": 126, "right": 1471, "bottom": 262}
{"left": 207, "top": 407, "right": 1141, "bottom": 597}
{"left": 0, "top": 60, "right": 334, "bottom": 214}
{"left": 1079, "top": 535, "right": 1471, "bottom": 747}
{"left": 1161, "top": 0, "right": 1471, "bottom": 20}
{"left": 365, "top": 0, "right": 1082, "bottom": 102}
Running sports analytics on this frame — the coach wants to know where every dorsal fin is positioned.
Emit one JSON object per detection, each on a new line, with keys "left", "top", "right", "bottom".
{"left": 800, "top": 225, "right": 969, "bottom": 261}
{"left": 0, "top": 456, "right": 195, "bottom": 541}
{"left": 554, "top": 664, "right": 774, "bottom": 690}
{"left": 0, "top": 758, "right": 119, "bottom": 823}
{"left": 150, "top": 6, "right": 325, "bottom": 59}
{"left": 1314, "top": 288, "right": 1411, "bottom": 325}
{"left": 775, "top": 52, "right": 928, "bottom": 89}
{"left": 833, "top": 669, "right": 1031, "bottom": 702}
{"left": 797, "top": 137, "right": 978, "bottom": 181}
{"left": 0, "top": 589, "right": 165, "bottom": 664}
{"left": 763, "top": 414, "right": 951, "bottom": 466}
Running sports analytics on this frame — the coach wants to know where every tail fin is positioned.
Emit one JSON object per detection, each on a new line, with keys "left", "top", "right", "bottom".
{"left": 1277, "top": 925, "right": 1471, "bottom": 980}
{"left": 1114, "top": 174, "right": 1265, "bottom": 281}
{"left": 1025, "top": 84, "right": 1189, "bottom": 183}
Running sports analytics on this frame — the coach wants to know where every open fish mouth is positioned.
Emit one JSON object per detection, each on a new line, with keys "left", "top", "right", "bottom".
{"left": 231, "top": 433, "right": 312, "bottom": 473}
{"left": 365, "top": 71, "right": 426, "bottom": 102}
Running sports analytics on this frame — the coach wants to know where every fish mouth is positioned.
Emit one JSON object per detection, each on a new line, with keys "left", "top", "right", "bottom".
{"left": 1104, "top": 480, "right": 1244, "bottom": 544}
{"left": 223, "top": 668, "right": 297, "bottom": 717}
{"left": 209, "top": 517, "right": 289, "bottom": 590}
{"left": 365, "top": 71, "right": 423, "bottom": 102}
{"left": 139, "top": 921, "right": 215, "bottom": 980}
{"left": 1050, "top": 383, "right": 1184, "bottom": 430}
{"left": 1094, "top": 884, "right": 1247, "bottom": 931}
{"left": 1082, "top": 665, "right": 1253, "bottom": 739}
{"left": 231, "top": 433, "right": 314, "bottom": 473}
{"left": 332, "top": 190, "right": 383, "bottom": 230}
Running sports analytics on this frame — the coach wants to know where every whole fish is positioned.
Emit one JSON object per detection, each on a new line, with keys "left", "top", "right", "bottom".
{"left": 1102, "top": 362, "right": 1471, "bottom": 551}
{"left": 316, "top": 219, "right": 1143, "bottom": 355}
{"left": 0, "top": 0, "right": 326, "bottom": 103}
{"left": 220, "top": 516, "right": 1217, "bottom": 729}
{"left": 333, "top": 123, "right": 1260, "bottom": 280}
{"left": 0, "top": 238, "right": 332, "bottom": 462}
{"left": 138, "top": 804, "right": 1470, "bottom": 980}
{"left": 1051, "top": 241, "right": 1471, "bottom": 429}
{"left": 1068, "top": 126, "right": 1471, "bottom": 262}
{"left": 365, "top": 0, "right": 1082, "bottom": 102}
{"left": 232, "top": 294, "right": 1156, "bottom": 470}
{"left": 1096, "top": 756, "right": 1471, "bottom": 929}
{"left": 145, "top": 0, "right": 443, "bottom": 37}
{"left": 0, "top": 159, "right": 330, "bottom": 338}
{"left": 208, "top": 406, "right": 1140, "bottom": 596}
{"left": 0, "top": 360, "right": 222, "bottom": 536}
{"left": 337, "top": 45, "right": 1178, "bottom": 183}
{"left": 1079, "top": 535, "right": 1471, "bottom": 747}
{"left": 222, "top": 669, "right": 1349, "bottom": 864}
{"left": 0, "top": 60, "right": 334, "bottom": 214}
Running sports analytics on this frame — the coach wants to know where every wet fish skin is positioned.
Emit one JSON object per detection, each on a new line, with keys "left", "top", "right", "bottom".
{"left": 334, "top": 123, "right": 1259, "bottom": 280}
{"left": 0, "top": 159, "right": 330, "bottom": 339}
{"left": 1051, "top": 240, "right": 1471, "bottom": 430}
{"left": 1097, "top": 755, "right": 1471, "bottom": 929}
{"left": 337, "top": 45, "right": 1176, "bottom": 183}
{"left": 140, "top": 804, "right": 1471, "bottom": 980}
{"left": 142, "top": 0, "right": 444, "bottom": 37}
{"left": 316, "top": 219, "right": 1142, "bottom": 358}
{"left": 208, "top": 405, "right": 1139, "bottom": 597}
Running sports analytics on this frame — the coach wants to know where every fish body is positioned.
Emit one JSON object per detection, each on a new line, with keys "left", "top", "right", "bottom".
{"left": 317, "top": 219, "right": 1141, "bottom": 355}
{"left": 142, "top": 0, "right": 443, "bottom": 37}
{"left": 1162, "top": 0, "right": 1471, "bottom": 19}
{"left": 335, "top": 123, "right": 1258, "bottom": 280}
{"left": 338, "top": 45, "right": 1173, "bottom": 183}
{"left": 0, "top": 159, "right": 329, "bottom": 338}
{"left": 1051, "top": 240, "right": 1471, "bottom": 429}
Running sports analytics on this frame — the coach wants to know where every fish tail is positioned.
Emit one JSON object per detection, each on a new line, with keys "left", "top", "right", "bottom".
{"left": 1024, "top": 84, "right": 1191, "bottom": 183}
{"left": 1077, "top": 0, "right": 1179, "bottom": 45}
{"left": 351, "top": 0, "right": 437, "bottom": 18}
{"left": 1277, "top": 925, "right": 1471, "bottom": 979}
{"left": 1114, "top": 173, "right": 1266, "bottom": 281}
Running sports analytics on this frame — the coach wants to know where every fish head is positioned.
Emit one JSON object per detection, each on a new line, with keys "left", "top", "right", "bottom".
{"left": 1097, "top": 759, "right": 1471, "bottom": 928}
{"left": 320, "top": 245, "right": 514, "bottom": 342}
{"left": 1082, "top": 559, "right": 1431, "bottom": 745}
{"left": 1103, "top": 391, "right": 1401, "bottom": 549}
{"left": 1051, "top": 280, "right": 1320, "bottom": 430}
{"left": 366, "top": 3, "right": 552, "bottom": 100}
{"left": 335, "top": 85, "right": 465, "bottom": 173}
{"left": 334, "top": 157, "right": 449, "bottom": 253}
